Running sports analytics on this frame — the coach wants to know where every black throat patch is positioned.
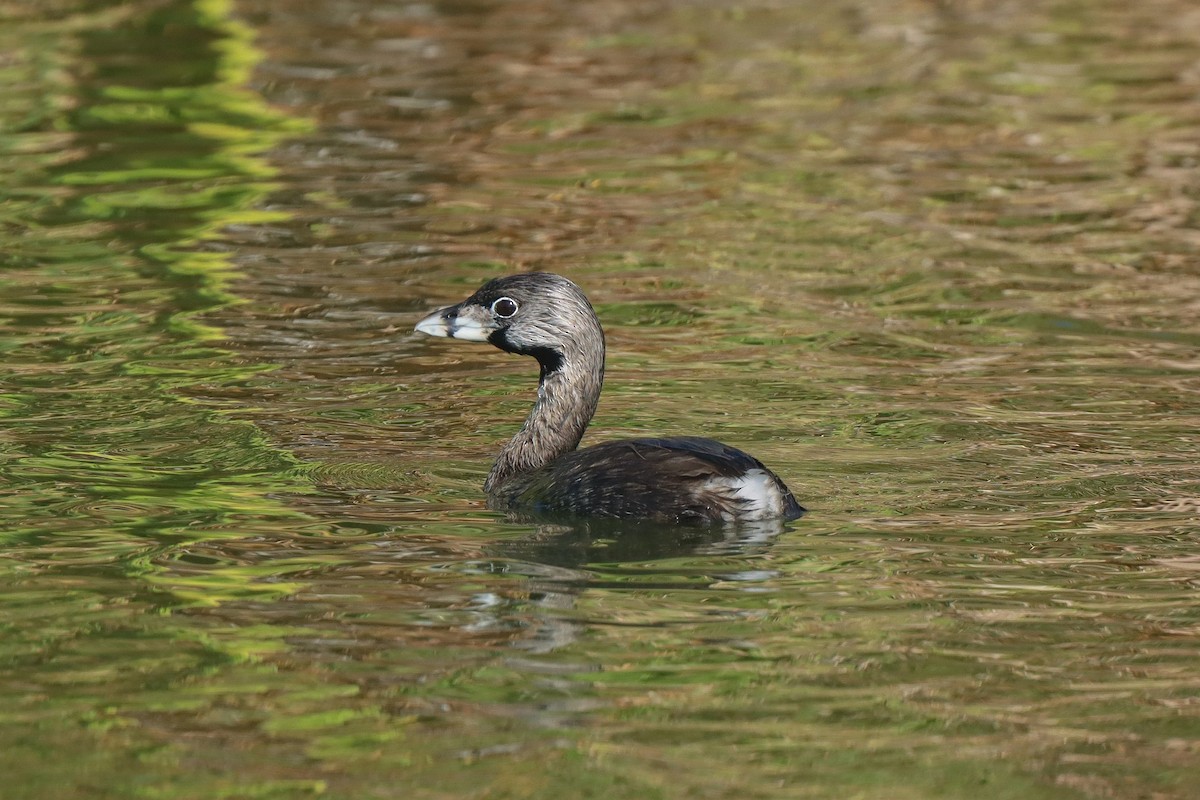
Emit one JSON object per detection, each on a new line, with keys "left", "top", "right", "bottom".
{"left": 489, "top": 330, "right": 565, "bottom": 379}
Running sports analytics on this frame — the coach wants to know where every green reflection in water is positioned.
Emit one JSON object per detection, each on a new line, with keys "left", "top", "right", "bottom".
{"left": 0, "top": 1, "right": 325, "bottom": 796}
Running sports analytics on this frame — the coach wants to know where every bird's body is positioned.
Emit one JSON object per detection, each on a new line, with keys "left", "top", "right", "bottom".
{"left": 414, "top": 273, "right": 803, "bottom": 525}
{"left": 494, "top": 436, "right": 801, "bottom": 524}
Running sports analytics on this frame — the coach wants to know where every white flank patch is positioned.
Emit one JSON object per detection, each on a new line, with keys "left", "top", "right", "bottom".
{"left": 707, "top": 468, "right": 783, "bottom": 522}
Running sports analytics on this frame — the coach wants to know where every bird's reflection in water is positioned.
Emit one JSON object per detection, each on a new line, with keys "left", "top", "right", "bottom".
{"left": 497, "top": 514, "right": 791, "bottom": 568}
{"left": 485, "top": 515, "right": 794, "bottom": 654}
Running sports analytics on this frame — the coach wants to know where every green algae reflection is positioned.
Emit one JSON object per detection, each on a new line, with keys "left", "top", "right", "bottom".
{"left": 0, "top": 2, "right": 334, "bottom": 797}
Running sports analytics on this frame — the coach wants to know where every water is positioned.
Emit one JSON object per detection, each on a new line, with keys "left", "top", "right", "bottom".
{"left": 2, "top": 0, "right": 1199, "bottom": 797}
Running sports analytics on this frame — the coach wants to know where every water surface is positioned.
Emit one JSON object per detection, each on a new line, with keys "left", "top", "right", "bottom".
{"left": 2, "top": 0, "right": 1199, "bottom": 798}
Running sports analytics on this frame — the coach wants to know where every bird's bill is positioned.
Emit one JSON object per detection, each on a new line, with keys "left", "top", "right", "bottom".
{"left": 414, "top": 302, "right": 494, "bottom": 342}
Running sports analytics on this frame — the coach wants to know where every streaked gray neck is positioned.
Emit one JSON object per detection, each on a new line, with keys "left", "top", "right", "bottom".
{"left": 484, "top": 339, "right": 604, "bottom": 493}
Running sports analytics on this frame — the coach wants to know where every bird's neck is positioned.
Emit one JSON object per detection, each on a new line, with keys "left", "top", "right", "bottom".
{"left": 484, "top": 342, "right": 604, "bottom": 494}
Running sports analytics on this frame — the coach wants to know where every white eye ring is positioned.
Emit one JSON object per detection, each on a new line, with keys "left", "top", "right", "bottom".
{"left": 491, "top": 296, "right": 519, "bottom": 318}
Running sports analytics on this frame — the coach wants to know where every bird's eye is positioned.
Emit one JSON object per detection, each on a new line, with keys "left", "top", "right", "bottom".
{"left": 491, "top": 297, "right": 519, "bottom": 318}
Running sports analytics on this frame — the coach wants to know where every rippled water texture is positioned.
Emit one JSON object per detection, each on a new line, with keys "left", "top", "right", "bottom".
{"left": 2, "top": 0, "right": 1200, "bottom": 797}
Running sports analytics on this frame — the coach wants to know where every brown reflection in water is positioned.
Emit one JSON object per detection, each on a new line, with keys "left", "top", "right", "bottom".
{"left": 208, "top": 0, "right": 1200, "bottom": 527}
{"left": 197, "top": 0, "right": 1200, "bottom": 597}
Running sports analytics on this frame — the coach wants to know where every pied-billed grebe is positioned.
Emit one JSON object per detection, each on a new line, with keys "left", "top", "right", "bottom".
{"left": 414, "top": 272, "right": 804, "bottom": 525}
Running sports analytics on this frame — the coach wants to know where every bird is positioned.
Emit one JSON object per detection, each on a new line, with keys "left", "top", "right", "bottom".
{"left": 414, "top": 272, "right": 804, "bottom": 525}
